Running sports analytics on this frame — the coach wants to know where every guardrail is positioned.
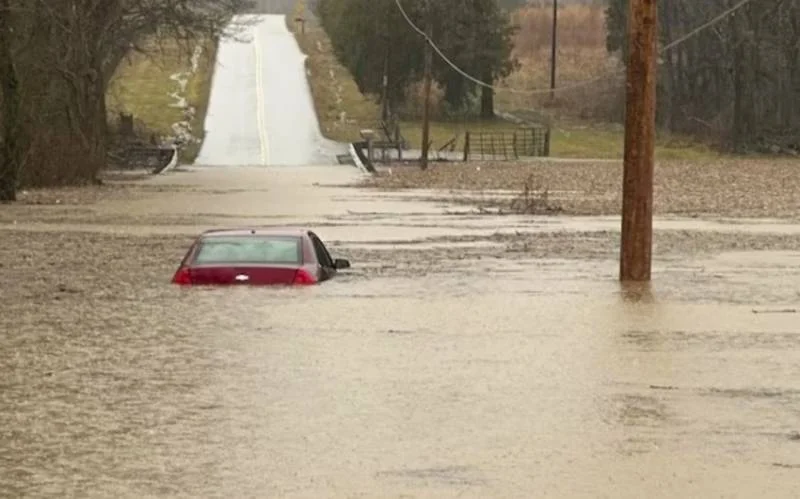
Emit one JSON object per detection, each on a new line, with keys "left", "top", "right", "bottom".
{"left": 350, "top": 141, "right": 375, "bottom": 173}
{"left": 107, "top": 145, "right": 178, "bottom": 174}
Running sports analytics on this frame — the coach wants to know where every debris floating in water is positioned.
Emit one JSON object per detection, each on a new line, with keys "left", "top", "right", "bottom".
{"left": 751, "top": 308, "right": 797, "bottom": 314}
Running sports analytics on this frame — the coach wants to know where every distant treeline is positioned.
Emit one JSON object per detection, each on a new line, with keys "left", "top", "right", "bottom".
{"left": 607, "top": 0, "right": 800, "bottom": 152}
{"left": 315, "top": 0, "right": 518, "bottom": 119}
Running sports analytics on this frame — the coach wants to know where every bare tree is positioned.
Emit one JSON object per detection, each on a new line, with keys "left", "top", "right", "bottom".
{"left": 0, "top": 0, "right": 249, "bottom": 198}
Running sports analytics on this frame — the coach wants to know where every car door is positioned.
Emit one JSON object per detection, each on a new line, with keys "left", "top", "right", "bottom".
{"left": 308, "top": 232, "right": 335, "bottom": 281}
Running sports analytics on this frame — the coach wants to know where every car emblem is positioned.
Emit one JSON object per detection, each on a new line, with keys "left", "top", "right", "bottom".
{"left": 235, "top": 274, "right": 250, "bottom": 282}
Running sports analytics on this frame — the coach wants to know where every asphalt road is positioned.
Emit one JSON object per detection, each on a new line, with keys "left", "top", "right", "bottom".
{"left": 196, "top": 14, "right": 342, "bottom": 166}
{"left": 245, "top": 0, "right": 318, "bottom": 19}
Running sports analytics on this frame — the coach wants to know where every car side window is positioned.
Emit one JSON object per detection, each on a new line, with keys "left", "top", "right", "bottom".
{"left": 309, "top": 233, "right": 334, "bottom": 268}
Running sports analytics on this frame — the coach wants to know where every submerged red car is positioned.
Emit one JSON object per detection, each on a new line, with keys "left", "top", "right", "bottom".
{"left": 171, "top": 228, "right": 351, "bottom": 286}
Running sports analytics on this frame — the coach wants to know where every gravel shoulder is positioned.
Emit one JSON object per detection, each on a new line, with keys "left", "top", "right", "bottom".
{"left": 359, "top": 158, "right": 800, "bottom": 219}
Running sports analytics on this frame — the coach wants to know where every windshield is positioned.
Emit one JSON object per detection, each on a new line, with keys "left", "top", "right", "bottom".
{"left": 193, "top": 236, "right": 302, "bottom": 265}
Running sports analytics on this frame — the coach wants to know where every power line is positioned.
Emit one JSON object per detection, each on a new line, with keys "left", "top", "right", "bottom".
{"left": 661, "top": 0, "right": 752, "bottom": 52}
{"left": 394, "top": 0, "right": 756, "bottom": 96}
{"left": 394, "top": 0, "right": 600, "bottom": 95}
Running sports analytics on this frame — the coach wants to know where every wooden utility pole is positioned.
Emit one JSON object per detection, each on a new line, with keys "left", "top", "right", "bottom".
{"left": 379, "top": 9, "right": 391, "bottom": 123}
{"left": 420, "top": 0, "right": 433, "bottom": 170}
{"left": 619, "top": 0, "right": 658, "bottom": 282}
{"left": 549, "top": 0, "right": 558, "bottom": 101}
{"left": 381, "top": 36, "right": 390, "bottom": 123}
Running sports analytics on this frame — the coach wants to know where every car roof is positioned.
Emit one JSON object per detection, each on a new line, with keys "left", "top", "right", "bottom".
{"left": 199, "top": 227, "right": 310, "bottom": 239}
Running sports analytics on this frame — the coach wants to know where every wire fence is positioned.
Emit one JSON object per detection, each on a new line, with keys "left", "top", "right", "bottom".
{"left": 463, "top": 127, "right": 550, "bottom": 161}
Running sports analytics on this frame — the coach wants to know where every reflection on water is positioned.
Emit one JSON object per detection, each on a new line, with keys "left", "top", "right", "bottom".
{"left": 618, "top": 281, "right": 656, "bottom": 304}
{"left": 2, "top": 167, "right": 800, "bottom": 498}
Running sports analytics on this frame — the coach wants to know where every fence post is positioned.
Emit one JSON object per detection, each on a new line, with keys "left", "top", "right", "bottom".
{"left": 395, "top": 124, "right": 402, "bottom": 160}
{"left": 512, "top": 132, "right": 518, "bottom": 159}
{"left": 463, "top": 131, "right": 470, "bottom": 161}
{"left": 524, "top": 129, "right": 532, "bottom": 156}
{"left": 543, "top": 127, "right": 551, "bottom": 156}
{"left": 360, "top": 129, "right": 375, "bottom": 169}
{"left": 119, "top": 112, "right": 134, "bottom": 138}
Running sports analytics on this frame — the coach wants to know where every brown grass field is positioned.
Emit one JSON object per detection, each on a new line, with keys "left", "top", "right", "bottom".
{"left": 497, "top": 2, "right": 624, "bottom": 122}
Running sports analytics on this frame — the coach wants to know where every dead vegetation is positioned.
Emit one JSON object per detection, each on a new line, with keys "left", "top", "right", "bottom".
{"left": 509, "top": 175, "right": 563, "bottom": 215}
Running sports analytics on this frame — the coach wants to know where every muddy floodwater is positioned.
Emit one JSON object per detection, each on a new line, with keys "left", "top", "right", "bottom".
{"left": 2, "top": 166, "right": 800, "bottom": 498}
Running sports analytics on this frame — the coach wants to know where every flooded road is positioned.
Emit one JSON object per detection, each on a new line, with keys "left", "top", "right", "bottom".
{"left": 2, "top": 166, "right": 800, "bottom": 498}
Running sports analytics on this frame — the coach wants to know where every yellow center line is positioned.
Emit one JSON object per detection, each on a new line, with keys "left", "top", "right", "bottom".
{"left": 253, "top": 25, "right": 270, "bottom": 166}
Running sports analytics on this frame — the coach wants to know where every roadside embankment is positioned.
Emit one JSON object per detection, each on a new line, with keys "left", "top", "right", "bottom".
{"left": 107, "top": 37, "right": 219, "bottom": 163}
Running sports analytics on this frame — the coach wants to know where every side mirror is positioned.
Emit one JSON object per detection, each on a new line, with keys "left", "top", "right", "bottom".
{"left": 334, "top": 258, "right": 351, "bottom": 270}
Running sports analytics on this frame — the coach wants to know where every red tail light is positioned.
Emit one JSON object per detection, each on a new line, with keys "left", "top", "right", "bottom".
{"left": 292, "top": 269, "right": 316, "bottom": 285}
{"left": 172, "top": 267, "right": 192, "bottom": 285}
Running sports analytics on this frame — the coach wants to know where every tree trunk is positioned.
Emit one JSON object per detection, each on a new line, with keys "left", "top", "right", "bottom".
{"left": 0, "top": 0, "right": 20, "bottom": 201}
{"left": 480, "top": 70, "right": 494, "bottom": 119}
{"left": 79, "top": 73, "right": 108, "bottom": 182}
{"left": 731, "top": 15, "right": 749, "bottom": 152}
{"left": 63, "top": 50, "right": 108, "bottom": 183}
{"left": 92, "top": 66, "right": 109, "bottom": 182}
